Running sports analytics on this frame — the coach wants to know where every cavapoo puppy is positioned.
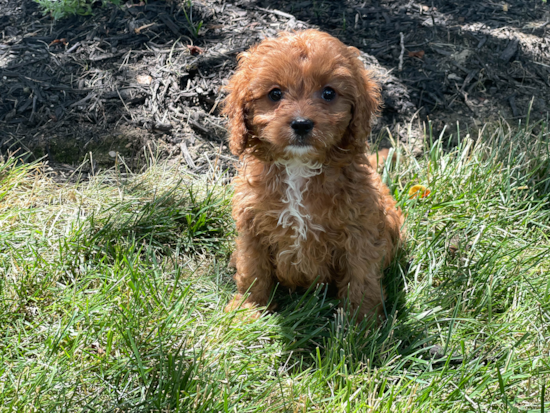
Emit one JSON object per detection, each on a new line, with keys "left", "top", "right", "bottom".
{"left": 223, "top": 30, "right": 403, "bottom": 321}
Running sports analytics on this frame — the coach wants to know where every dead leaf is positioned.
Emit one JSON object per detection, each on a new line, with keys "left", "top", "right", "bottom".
{"left": 49, "top": 38, "right": 68, "bottom": 46}
{"left": 90, "top": 342, "right": 105, "bottom": 355}
{"left": 448, "top": 235, "right": 471, "bottom": 257}
{"left": 187, "top": 45, "right": 204, "bottom": 56}
{"left": 448, "top": 236, "right": 460, "bottom": 257}
{"left": 408, "top": 50, "right": 425, "bottom": 59}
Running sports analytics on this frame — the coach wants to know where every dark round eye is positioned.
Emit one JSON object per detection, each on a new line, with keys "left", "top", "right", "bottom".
{"left": 268, "top": 88, "right": 283, "bottom": 102}
{"left": 321, "top": 87, "right": 336, "bottom": 101}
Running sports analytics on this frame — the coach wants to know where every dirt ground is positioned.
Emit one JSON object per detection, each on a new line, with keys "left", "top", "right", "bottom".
{"left": 1, "top": 0, "right": 549, "bottom": 175}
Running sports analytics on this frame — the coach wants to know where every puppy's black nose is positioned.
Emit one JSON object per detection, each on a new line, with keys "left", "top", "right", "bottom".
{"left": 290, "top": 118, "right": 314, "bottom": 136}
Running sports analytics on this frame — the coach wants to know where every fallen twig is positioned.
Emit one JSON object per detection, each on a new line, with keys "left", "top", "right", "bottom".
{"left": 398, "top": 32, "right": 404, "bottom": 71}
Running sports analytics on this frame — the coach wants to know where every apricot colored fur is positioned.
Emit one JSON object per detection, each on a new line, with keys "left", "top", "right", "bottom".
{"left": 223, "top": 30, "right": 403, "bottom": 320}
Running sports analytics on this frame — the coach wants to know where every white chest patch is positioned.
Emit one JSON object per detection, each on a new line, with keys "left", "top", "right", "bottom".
{"left": 274, "top": 158, "right": 324, "bottom": 249}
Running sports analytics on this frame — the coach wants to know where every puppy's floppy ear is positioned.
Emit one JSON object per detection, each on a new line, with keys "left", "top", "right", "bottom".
{"left": 346, "top": 46, "right": 381, "bottom": 151}
{"left": 222, "top": 52, "right": 252, "bottom": 156}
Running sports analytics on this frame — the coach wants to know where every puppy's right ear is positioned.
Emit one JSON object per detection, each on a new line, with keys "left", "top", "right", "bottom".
{"left": 222, "top": 53, "right": 251, "bottom": 156}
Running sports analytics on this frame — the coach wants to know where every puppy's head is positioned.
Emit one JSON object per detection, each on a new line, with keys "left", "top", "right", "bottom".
{"left": 223, "top": 30, "right": 381, "bottom": 162}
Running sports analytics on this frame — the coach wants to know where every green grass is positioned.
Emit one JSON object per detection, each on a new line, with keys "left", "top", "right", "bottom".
{"left": 35, "top": 0, "right": 204, "bottom": 25}
{"left": 1, "top": 120, "right": 549, "bottom": 412}
{"left": 34, "top": 0, "right": 124, "bottom": 20}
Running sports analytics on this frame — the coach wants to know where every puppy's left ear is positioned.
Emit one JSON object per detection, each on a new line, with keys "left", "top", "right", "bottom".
{"left": 347, "top": 47, "right": 381, "bottom": 151}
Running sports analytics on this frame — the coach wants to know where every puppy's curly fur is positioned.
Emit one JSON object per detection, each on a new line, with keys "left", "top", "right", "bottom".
{"left": 223, "top": 30, "right": 403, "bottom": 320}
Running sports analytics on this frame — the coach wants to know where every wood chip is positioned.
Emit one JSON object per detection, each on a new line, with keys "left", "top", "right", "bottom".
{"left": 136, "top": 75, "right": 152, "bottom": 85}
{"left": 499, "top": 38, "right": 519, "bottom": 62}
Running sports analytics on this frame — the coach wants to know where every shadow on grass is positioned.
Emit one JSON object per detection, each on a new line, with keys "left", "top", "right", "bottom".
{"left": 269, "top": 247, "right": 432, "bottom": 373}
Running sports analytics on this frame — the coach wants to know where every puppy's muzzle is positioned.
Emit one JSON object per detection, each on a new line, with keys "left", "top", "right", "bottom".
{"left": 290, "top": 117, "right": 314, "bottom": 144}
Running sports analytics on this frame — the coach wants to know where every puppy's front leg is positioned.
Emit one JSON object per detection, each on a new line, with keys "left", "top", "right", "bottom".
{"left": 225, "top": 232, "right": 275, "bottom": 317}
{"left": 337, "top": 256, "right": 385, "bottom": 322}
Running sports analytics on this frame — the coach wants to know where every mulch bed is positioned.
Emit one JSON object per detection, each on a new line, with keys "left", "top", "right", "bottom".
{"left": 1, "top": 0, "right": 549, "bottom": 175}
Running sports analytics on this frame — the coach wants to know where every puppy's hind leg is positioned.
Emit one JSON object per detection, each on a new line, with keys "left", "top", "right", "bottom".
{"left": 367, "top": 148, "right": 397, "bottom": 169}
{"left": 225, "top": 233, "right": 275, "bottom": 319}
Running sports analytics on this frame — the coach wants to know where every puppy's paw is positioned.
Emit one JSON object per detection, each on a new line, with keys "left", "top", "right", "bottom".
{"left": 225, "top": 294, "right": 262, "bottom": 321}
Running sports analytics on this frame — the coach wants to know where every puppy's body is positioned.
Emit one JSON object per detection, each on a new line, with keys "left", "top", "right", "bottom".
{"left": 224, "top": 30, "right": 403, "bottom": 320}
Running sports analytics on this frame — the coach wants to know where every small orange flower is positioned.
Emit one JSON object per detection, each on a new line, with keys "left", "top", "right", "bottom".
{"left": 408, "top": 185, "right": 431, "bottom": 199}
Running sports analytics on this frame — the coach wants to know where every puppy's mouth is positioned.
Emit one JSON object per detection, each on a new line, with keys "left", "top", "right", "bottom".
{"left": 284, "top": 144, "right": 314, "bottom": 157}
{"left": 285, "top": 131, "right": 315, "bottom": 157}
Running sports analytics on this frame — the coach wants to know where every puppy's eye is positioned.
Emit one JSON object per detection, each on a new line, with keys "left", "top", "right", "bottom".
{"left": 268, "top": 88, "right": 283, "bottom": 102}
{"left": 321, "top": 87, "right": 336, "bottom": 101}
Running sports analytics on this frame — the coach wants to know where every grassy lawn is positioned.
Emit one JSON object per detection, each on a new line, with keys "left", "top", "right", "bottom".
{"left": 1, "top": 122, "right": 549, "bottom": 412}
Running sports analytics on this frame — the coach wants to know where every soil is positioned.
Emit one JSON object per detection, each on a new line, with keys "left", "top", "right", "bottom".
{"left": 1, "top": 0, "right": 549, "bottom": 174}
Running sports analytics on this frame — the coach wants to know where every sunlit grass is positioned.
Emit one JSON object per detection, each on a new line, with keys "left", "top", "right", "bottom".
{"left": 1, "top": 120, "right": 549, "bottom": 412}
